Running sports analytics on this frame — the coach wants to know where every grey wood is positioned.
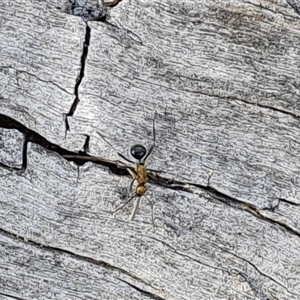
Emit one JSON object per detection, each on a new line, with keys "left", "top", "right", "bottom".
{"left": 0, "top": 231, "right": 155, "bottom": 300}
{"left": 1, "top": 0, "right": 300, "bottom": 299}
{"left": 0, "top": 0, "right": 85, "bottom": 145}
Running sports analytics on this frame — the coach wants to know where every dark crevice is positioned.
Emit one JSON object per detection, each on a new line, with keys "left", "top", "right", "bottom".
{"left": 0, "top": 140, "right": 28, "bottom": 173}
{"left": 65, "top": 24, "right": 91, "bottom": 132}
{"left": 58, "top": 0, "right": 123, "bottom": 22}
{"left": 0, "top": 292, "right": 26, "bottom": 300}
{"left": 148, "top": 173, "right": 300, "bottom": 238}
{"left": 59, "top": 0, "right": 106, "bottom": 22}
{"left": 0, "top": 227, "right": 156, "bottom": 298}
{"left": 0, "top": 114, "right": 129, "bottom": 176}
{"left": 63, "top": 1, "right": 140, "bottom": 134}
{"left": 265, "top": 197, "right": 300, "bottom": 213}
{"left": 82, "top": 134, "right": 90, "bottom": 153}
{"left": 148, "top": 174, "right": 196, "bottom": 193}
{"left": 118, "top": 278, "right": 166, "bottom": 300}
{"left": 278, "top": 197, "right": 300, "bottom": 206}
{"left": 93, "top": 13, "right": 107, "bottom": 22}
{"left": 103, "top": 0, "right": 123, "bottom": 8}
{"left": 251, "top": 101, "right": 300, "bottom": 119}
{"left": 207, "top": 185, "right": 300, "bottom": 237}
{"left": 216, "top": 94, "right": 300, "bottom": 121}
{"left": 1, "top": 113, "right": 299, "bottom": 238}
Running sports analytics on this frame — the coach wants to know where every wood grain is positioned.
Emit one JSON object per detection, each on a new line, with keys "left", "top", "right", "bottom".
{"left": 0, "top": 0, "right": 300, "bottom": 299}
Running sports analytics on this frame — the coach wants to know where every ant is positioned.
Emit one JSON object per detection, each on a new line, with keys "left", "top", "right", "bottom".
{"left": 64, "top": 119, "right": 160, "bottom": 221}
{"left": 110, "top": 119, "right": 159, "bottom": 221}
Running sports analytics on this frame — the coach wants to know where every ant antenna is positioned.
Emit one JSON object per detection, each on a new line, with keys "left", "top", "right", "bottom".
{"left": 96, "top": 131, "right": 135, "bottom": 164}
{"left": 141, "top": 118, "right": 156, "bottom": 163}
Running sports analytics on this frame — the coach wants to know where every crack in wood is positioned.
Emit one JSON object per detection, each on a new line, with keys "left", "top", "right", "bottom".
{"left": 1, "top": 113, "right": 299, "bottom": 238}
{"left": 150, "top": 236, "right": 227, "bottom": 274}
{"left": 0, "top": 227, "right": 157, "bottom": 298}
{"left": 118, "top": 278, "right": 166, "bottom": 300}
{"left": 65, "top": 24, "right": 91, "bottom": 133}
{"left": 278, "top": 197, "right": 300, "bottom": 206}
{"left": 0, "top": 291, "right": 26, "bottom": 300}
{"left": 216, "top": 245, "right": 293, "bottom": 295}
{"left": 218, "top": 93, "right": 300, "bottom": 120}
{"left": 102, "top": 0, "right": 123, "bottom": 8}
{"left": 0, "top": 114, "right": 129, "bottom": 176}
{"left": 201, "top": 185, "right": 300, "bottom": 238}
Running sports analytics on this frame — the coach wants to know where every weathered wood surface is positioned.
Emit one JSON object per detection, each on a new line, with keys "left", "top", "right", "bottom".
{"left": 1, "top": 0, "right": 300, "bottom": 299}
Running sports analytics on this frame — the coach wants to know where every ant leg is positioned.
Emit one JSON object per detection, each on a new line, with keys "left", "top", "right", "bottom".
{"left": 112, "top": 194, "right": 136, "bottom": 215}
{"left": 128, "top": 177, "right": 136, "bottom": 194}
{"left": 143, "top": 144, "right": 154, "bottom": 163}
{"left": 111, "top": 177, "right": 136, "bottom": 218}
{"left": 142, "top": 119, "right": 156, "bottom": 163}
{"left": 152, "top": 117, "right": 156, "bottom": 143}
{"left": 97, "top": 131, "right": 134, "bottom": 164}
{"left": 145, "top": 196, "right": 154, "bottom": 224}
{"left": 129, "top": 197, "right": 141, "bottom": 221}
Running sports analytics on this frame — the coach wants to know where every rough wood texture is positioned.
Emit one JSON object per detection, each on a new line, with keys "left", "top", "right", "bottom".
{"left": 1, "top": 0, "right": 300, "bottom": 299}
{"left": 0, "top": 0, "right": 85, "bottom": 145}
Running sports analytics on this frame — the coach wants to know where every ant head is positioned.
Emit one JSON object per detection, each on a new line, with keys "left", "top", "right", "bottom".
{"left": 130, "top": 144, "right": 147, "bottom": 160}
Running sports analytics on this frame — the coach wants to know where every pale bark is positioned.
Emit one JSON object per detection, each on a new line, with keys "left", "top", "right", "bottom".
{"left": 0, "top": 0, "right": 300, "bottom": 299}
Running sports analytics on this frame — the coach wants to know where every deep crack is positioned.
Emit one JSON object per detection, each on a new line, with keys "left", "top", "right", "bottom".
{"left": 1, "top": 113, "right": 300, "bottom": 240}
{"left": 65, "top": 24, "right": 91, "bottom": 133}
{"left": 0, "top": 292, "right": 26, "bottom": 300}
{"left": 118, "top": 278, "right": 166, "bottom": 300}
{"left": 0, "top": 227, "right": 157, "bottom": 298}
{"left": 0, "top": 114, "right": 129, "bottom": 176}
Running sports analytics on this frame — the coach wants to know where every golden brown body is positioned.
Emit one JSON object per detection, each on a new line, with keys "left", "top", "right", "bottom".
{"left": 135, "top": 164, "right": 147, "bottom": 196}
